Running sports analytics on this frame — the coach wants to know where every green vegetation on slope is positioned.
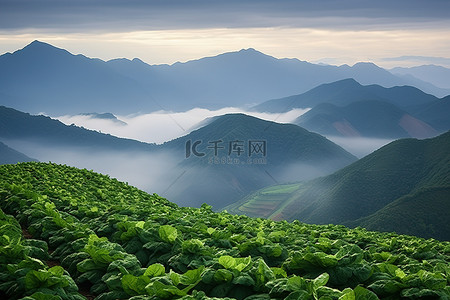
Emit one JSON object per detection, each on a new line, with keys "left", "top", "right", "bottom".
{"left": 162, "top": 113, "right": 356, "bottom": 209}
{"left": 226, "top": 183, "right": 304, "bottom": 220}
{"left": 0, "top": 162, "right": 449, "bottom": 299}
{"left": 226, "top": 131, "right": 450, "bottom": 241}
{"left": 347, "top": 187, "right": 450, "bottom": 241}
{"left": 0, "top": 208, "right": 85, "bottom": 300}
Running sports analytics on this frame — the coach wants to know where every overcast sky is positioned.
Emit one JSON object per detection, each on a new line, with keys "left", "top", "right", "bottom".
{"left": 1, "top": 0, "right": 450, "bottom": 67}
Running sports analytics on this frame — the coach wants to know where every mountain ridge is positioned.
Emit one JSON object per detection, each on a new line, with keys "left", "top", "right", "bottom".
{"left": 1, "top": 40, "right": 448, "bottom": 115}
{"left": 295, "top": 100, "right": 439, "bottom": 139}
{"left": 161, "top": 113, "right": 357, "bottom": 208}
{"left": 390, "top": 64, "right": 450, "bottom": 90}
{"left": 252, "top": 78, "right": 440, "bottom": 113}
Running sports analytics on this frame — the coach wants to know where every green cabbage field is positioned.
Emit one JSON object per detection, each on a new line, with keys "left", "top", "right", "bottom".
{"left": 0, "top": 162, "right": 449, "bottom": 299}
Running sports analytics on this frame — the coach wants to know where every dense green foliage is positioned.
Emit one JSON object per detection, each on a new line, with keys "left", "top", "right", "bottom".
{"left": 0, "top": 162, "right": 449, "bottom": 299}
{"left": 0, "top": 207, "right": 84, "bottom": 299}
{"left": 227, "top": 131, "right": 450, "bottom": 240}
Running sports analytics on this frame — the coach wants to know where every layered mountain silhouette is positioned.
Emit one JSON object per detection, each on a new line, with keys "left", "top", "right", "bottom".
{"left": 409, "top": 95, "right": 450, "bottom": 132}
{"left": 226, "top": 131, "right": 450, "bottom": 240}
{"left": 295, "top": 100, "right": 438, "bottom": 139}
{"left": 1, "top": 41, "right": 448, "bottom": 115}
{"left": 0, "top": 141, "right": 37, "bottom": 165}
{"left": 390, "top": 65, "right": 450, "bottom": 90}
{"left": 0, "top": 41, "right": 156, "bottom": 114}
{"left": 0, "top": 106, "right": 155, "bottom": 151}
{"left": 0, "top": 106, "right": 356, "bottom": 210}
{"left": 252, "top": 78, "right": 439, "bottom": 113}
{"left": 252, "top": 78, "right": 448, "bottom": 139}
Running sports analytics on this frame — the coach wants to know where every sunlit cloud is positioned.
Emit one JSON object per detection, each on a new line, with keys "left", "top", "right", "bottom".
{"left": 1, "top": 26, "right": 450, "bottom": 68}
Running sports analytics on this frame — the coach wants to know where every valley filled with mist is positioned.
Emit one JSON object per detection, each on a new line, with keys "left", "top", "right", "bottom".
{"left": 1, "top": 41, "right": 449, "bottom": 242}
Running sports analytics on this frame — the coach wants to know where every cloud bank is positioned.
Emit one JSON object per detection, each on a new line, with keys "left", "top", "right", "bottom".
{"left": 55, "top": 107, "right": 310, "bottom": 144}
{"left": 1, "top": 0, "right": 449, "bottom": 31}
{"left": 327, "top": 136, "right": 393, "bottom": 158}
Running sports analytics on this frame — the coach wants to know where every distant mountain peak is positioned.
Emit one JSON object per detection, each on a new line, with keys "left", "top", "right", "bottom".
{"left": 352, "top": 62, "right": 387, "bottom": 72}
{"left": 18, "top": 40, "right": 71, "bottom": 58}
{"left": 212, "top": 47, "right": 274, "bottom": 61}
{"left": 23, "top": 40, "right": 58, "bottom": 51}
{"left": 313, "top": 78, "right": 362, "bottom": 90}
{"left": 331, "top": 78, "right": 361, "bottom": 85}
{"left": 29, "top": 40, "right": 47, "bottom": 46}
{"left": 210, "top": 113, "right": 277, "bottom": 127}
{"left": 238, "top": 48, "right": 258, "bottom": 53}
{"left": 131, "top": 57, "right": 146, "bottom": 64}
{"left": 79, "top": 112, "right": 127, "bottom": 125}
{"left": 79, "top": 112, "right": 118, "bottom": 120}
{"left": 352, "top": 61, "right": 379, "bottom": 67}
{"left": 217, "top": 112, "right": 256, "bottom": 119}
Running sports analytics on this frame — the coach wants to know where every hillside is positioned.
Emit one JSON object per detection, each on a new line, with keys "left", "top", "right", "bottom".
{"left": 295, "top": 100, "right": 439, "bottom": 139}
{"left": 162, "top": 113, "right": 357, "bottom": 208}
{"left": 0, "top": 106, "right": 156, "bottom": 151}
{"left": 390, "top": 64, "right": 450, "bottom": 90}
{"left": 0, "top": 162, "right": 448, "bottom": 299}
{"left": 410, "top": 95, "right": 450, "bottom": 132}
{"left": 0, "top": 141, "right": 37, "bottom": 164}
{"left": 226, "top": 131, "right": 450, "bottom": 240}
{"left": 0, "top": 106, "right": 356, "bottom": 209}
{"left": 252, "top": 78, "right": 439, "bottom": 113}
{"left": 347, "top": 186, "right": 450, "bottom": 241}
{"left": 0, "top": 41, "right": 156, "bottom": 114}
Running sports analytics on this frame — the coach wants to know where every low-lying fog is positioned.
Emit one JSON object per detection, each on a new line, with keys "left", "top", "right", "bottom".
{"left": 55, "top": 107, "right": 310, "bottom": 144}
{"left": 4, "top": 108, "right": 397, "bottom": 207}
{"left": 3, "top": 139, "right": 180, "bottom": 198}
{"left": 54, "top": 107, "right": 393, "bottom": 158}
{"left": 326, "top": 136, "right": 393, "bottom": 158}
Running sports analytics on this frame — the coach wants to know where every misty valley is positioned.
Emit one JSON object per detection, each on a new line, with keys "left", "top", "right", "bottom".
{"left": 0, "top": 41, "right": 449, "bottom": 300}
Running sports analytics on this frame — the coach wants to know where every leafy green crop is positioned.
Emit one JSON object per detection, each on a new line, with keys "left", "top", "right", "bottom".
{"left": 0, "top": 162, "right": 449, "bottom": 299}
{"left": 0, "top": 208, "right": 85, "bottom": 300}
